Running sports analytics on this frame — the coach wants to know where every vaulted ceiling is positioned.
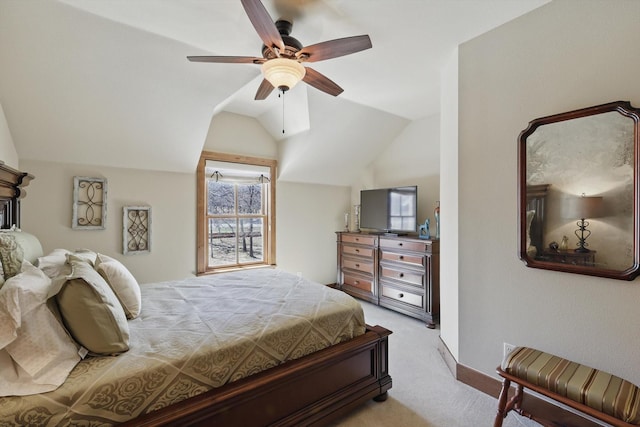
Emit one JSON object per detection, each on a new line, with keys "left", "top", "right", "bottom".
{"left": 0, "top": 0, "right": 548, "bottom": 184}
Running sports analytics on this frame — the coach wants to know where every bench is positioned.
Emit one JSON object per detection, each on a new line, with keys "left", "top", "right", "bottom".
{"left": 494, "top": 347, "right": 640, "bottom": 427}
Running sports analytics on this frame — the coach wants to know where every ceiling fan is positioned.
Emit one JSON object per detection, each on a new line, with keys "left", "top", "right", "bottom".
{"left": 187, "top": 0, "right": 372, "bottom": 100}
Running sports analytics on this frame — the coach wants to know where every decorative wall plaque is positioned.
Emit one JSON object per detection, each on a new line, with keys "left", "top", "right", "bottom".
{"left": 72, "top": 177, "right": 107, "bottom": 230}
{"left": 123, "top": 206, "right": 151, "bottom": 254}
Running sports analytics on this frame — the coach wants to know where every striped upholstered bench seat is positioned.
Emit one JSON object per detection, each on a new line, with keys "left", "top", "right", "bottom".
{"left": 494, "top": 347, "right": 640, "bottom": 427}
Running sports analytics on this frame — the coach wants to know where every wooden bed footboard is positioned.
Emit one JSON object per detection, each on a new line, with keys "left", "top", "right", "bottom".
{"left": 121, "top": 325, "right": 392, "bottom": 427}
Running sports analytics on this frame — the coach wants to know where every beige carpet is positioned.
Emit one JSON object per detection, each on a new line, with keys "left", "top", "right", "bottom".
{"left": 329, "top": 301, "right": 539, "bottom": 427}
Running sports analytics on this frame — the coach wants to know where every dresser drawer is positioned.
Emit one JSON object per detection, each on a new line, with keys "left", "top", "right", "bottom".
{"left": 343, "top": 273, "right": 374, "bottom": 293}
{"left": 380, "top": 266, "right": 424, "bottom": 287}
{"left": 381, "top": 285, "right": 423, "bottom": 308}
{"left": 379, "top": 238, "right": 429, "bottom": 253}
{"left": 342, "top": 234, "right": 377, "bottom": 246}
{"left": 342, "top": 244, "right": 374, "bottom": 258}
{"left": 343, "top": 258, "right": 375, "bottom": 275}
{"left": 380, "top": 250, "right": 425, "bottom": 268}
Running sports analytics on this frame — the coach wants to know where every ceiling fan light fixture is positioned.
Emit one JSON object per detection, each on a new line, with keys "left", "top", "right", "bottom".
{"left": 261, "top": 58, "right": 306, "bottom": 91}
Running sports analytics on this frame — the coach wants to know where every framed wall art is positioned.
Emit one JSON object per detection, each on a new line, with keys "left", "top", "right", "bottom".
{"left": 72, "top": 176, "right": 107, "bottom": 230}
{"left": 123, "top": 206, "right": 151, "bottom": 254}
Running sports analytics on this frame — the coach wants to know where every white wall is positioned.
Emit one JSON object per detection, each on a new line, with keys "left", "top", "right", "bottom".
{"left": 0, "top": 102, "right": 19, "bottom": 170}
{"left": 204, "top": 111, "right": 278, "bottom": 160}
{"left": 17, "top": 110, "right": 352, "bottom": 288}
{"left": 439, "top": 48, "right": 459, "bottom": 359}
{"left": 276, "top": 181, "right": 351, "bottom": 284}
{"left": 370, "top": 115, "right": 440, "bottom": 227}
{"left": 204, "top": 112, "right": 351, "bottom": 284}
{"left": 353, "top": 116, "right": 441, "bottom": 231}
{"left": 20, "top": 159, "right": 195, "bottom": 284}
{"left": 457, "top": 0, "right": 640, "bottom": 383}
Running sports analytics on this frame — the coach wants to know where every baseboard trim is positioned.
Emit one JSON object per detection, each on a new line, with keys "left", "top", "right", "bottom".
{"left": 437, "top": 337, "right": 600, "bottom": 427}
{"left": 436, "top": 337, "right": 457, "bottom": 378}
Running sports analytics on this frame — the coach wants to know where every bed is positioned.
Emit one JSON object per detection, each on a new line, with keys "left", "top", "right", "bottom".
{"left": 0, "top": 163, "right": 392, "bottom": 426}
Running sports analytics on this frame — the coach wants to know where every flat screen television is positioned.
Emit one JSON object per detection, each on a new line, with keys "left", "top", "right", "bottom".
{"left": 359, "top": 186, "right": 417, "bottom": 234}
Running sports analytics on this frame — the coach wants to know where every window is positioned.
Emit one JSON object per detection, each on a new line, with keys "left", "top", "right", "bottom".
{"left": 197, "top": 152, "right": 276, "bottom": 274}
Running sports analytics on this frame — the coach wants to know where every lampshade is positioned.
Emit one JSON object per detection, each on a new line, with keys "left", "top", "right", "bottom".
{"left": 562, "top": 195, "right": 604, "bottom": 219}
{"left": 261, "top": 58, "right": 306, "bottom": 91}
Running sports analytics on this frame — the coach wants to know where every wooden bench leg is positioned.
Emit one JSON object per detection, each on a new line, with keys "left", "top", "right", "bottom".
{"left": 494, "top": 378, "right": 511, "bottom": 427}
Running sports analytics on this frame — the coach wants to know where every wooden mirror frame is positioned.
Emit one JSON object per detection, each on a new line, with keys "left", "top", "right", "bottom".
{"left": 518, "top": 101, "right": 640, "bottom": 280}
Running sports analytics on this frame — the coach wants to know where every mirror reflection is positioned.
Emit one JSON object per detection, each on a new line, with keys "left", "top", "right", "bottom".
{"left": 520, "top": 101, "right": 639, "bottom": 280}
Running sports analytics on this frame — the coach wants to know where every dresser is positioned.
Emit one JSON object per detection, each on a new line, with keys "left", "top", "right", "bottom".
{"left": 538, "top": 249, "right": 596, "bottom": 266}
{"left": 336, "top": 233, "right": 378, "bottom": 304}
{"left": 336, "top": 232, "right": 440, "bottom": 328}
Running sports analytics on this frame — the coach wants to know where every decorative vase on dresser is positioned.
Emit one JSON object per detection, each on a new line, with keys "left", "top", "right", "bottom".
{"left": 336, "top": 232, "right": 440, "bottom": 328}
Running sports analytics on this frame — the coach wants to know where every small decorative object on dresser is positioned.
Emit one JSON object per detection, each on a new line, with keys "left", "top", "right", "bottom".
{"left": 344, "top": 212, "right": 350, "bottom": 231}
{"left": 559, "top": 235, "right": 569, "bottom": 251}
{"left": 72, "top": 176, "right": 107, "bottom": 230}
{"left": 336, "top": 232, "right": 440, "bottom": 328}
{"left": 418, "top": 219, "right": 430, "bottom": 239}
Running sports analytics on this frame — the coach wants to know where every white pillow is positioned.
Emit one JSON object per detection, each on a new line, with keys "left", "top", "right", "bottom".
{"left": 36, "top": 248, "right": 71, "bottom": 279}
{"left": 0, "top": 261, "right": 80, "bottom": 396}
{"left": 36, "top": 248, "right": 97, "bottom": 279}
{"left": 95, "top": 253, "right": 141, "bottom": 319}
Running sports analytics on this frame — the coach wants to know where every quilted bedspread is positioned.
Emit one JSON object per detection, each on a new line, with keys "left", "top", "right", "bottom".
{"left": 0, "top": 268, "right": 365, "bottom": 426}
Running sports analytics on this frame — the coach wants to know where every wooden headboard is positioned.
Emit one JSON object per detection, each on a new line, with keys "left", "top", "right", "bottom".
{"left": 526, "top": 184, "right": 549, "bottom": 255}
{"left": 0, "top": 161, "right": 34, "bottom": 229}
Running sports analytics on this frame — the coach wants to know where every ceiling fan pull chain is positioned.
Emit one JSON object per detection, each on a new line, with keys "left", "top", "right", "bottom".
{"left": 280, "top": 89, "right": 286, "bottom": 134}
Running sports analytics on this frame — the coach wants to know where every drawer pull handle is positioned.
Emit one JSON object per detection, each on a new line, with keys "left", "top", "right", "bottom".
{"left": 399, "top": 255, "right": 404, "bottom": 260}
{"left": 354, "top": 280, "right": 359, "bottom": 285}
{"left": 355, "top": 263, "right": 360, "bottom": 268}
{"left": 399, "top": 273, "right": 404, "bottom": 278}
{"left": 398, "top": 293, "right": 404, "bottom": 298}
{"left": 398, "top": 242, "right": 403, "bottom": 246}
{"left": 355, "top": 249, "right": 360, "bottom": 253}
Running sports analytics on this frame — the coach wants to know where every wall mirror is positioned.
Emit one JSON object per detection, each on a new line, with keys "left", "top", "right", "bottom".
{"left": 519, "top": 101, "right": 640, "bottom": 280}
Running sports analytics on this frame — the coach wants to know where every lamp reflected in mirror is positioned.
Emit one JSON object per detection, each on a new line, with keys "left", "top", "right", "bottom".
{"left": 562, "top": 194, "right": 603, "bottom": 253}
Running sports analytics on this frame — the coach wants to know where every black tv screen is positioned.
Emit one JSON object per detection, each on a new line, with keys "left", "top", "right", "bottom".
{"left": 360, "top": 186, "right": 417, "bottom": 233}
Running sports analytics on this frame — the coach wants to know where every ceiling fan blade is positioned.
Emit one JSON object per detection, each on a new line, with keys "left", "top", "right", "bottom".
{"left": 302, "top": 67, "right": 343, "bottom": 96}
{"left": 187, "top": 56, "right": 264, "bottom": 64}
{"left": 255, "top": 79, "right": 275, "bottom": 100}
{"left": 241, "top": 0, "right": 285, "bottom": 54}
{"left": 297, "top": 35, "right": 372, "bottom": 63}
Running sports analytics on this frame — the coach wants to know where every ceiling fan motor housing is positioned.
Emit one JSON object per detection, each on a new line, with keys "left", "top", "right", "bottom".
{"left": 262, "top": 20, "right": 303, "bottom": 59}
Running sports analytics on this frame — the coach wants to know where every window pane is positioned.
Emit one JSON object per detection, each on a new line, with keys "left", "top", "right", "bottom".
{"left": 238, "top": 184, "right": 262, "bottom": 214}
{"left": 389, "top": 191, "right": 416, "bottom": 230}
{"left": 208, "top": 181, "right": 235, "bottom": 215}
{"left": 238, "top": 218, "right": 263, "bottom": 264}
{"left": 208, "top": 218, "right": 237, "bottom": 267}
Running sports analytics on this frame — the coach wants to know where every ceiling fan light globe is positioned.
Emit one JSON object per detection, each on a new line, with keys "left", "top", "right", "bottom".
{"left": 262, "top": 58, "right": 306, "bottom": 91}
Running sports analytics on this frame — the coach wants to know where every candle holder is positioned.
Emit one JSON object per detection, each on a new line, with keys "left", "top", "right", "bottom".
{"left": 353, "top": 205, "right": 360, "bottom": 232}
{"left": 434, "top": 201, "right": 440, "bottom": 239}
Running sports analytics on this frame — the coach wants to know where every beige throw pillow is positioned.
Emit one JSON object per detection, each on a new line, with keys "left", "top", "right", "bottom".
{"left": 95, "top": 254, "right": 141, "bottom": 319}
{"left": 55, "top": 259, "right": 129, "bottom": 355}
{"left": 5, "top": 231, "right": 44, "bottom": 265}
